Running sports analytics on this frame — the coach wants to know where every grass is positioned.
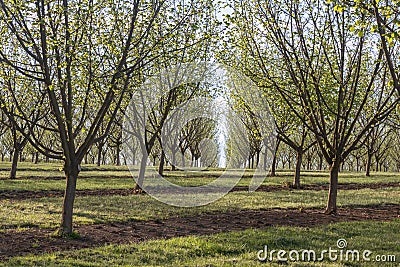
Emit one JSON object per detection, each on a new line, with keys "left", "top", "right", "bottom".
{"left": 0, "top": 177, "right": 135, "bottom": 191}
{"left": 1, "top": 187, "right": 399, "bottom": 230}
{"left": 0, "top": 162, "right": 133, "bottom": 179}
{"left": 0, "top": 162, "right": 399, "bottom": 230}
{"left": 0, "top": 163, "right": 399, "bottom": 266}
{"left": 2, "top": 220, "right": 399, "bottom": 266}
{"left": 0, "top": 161, "right": 399, "bottom": 192}
{"left": 1, "top": 173, "right": 399, "bottom": 192}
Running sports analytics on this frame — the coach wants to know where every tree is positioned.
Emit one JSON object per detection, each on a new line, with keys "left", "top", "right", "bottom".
{"left": 0, "top": 110, "right": 10, "bottom": 161}
{"left": 225, "top": 70, "right": 276, "bottom": 178}
{"left": 390, "top": 129, "right": 400, "bottom": 171}
{"left": 268, "top": 93, "right": 316, "bottom": 188}
{"left": 187, "top": 118, "right": 218, "bottom": 168}
{"left": 0, "top": 70, "right": 47, "bottom": 178}
{"left": 108, "top": 120, "right": 123, "bottom": 166}
{"left": 126, "top": 76, "right": 213, "bottom": 190}
{"left": 224, "top": 0, "right": 399, "bottom": 214}
{"left": 345, "top": 0, "right": 400, "bottom": 96}
{"left": 227, "top": 93, "right": 263, "bottom": 169}
{"left": 0, "top": 0, "right": 209, "bottom": 235}
{"left": 225, "top": 108, "right": 252, "bottom": 169}
{"left": 269, "top": 136, "right": 281, "bottom": 176}
{"left": 363, "top": 120, "right": 393, "bottom": 176}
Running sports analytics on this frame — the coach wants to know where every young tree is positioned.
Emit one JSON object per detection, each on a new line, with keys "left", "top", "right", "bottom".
{"left": 0, "top": 0, "right": 210, "bottom": 235}
{"left": 122, "top": 0, "right": 220, "bottom": 190}
{"left": 268, "top": 92, "right": 316, "bottom": 187}
{"left": 224, "top": 0, "right": 399, "bottom": 214}
{"left": 363, "top": 121, "right": 393, "bottom": 176}
{"left": 126, "top": 76, "right": 213, "bottom": 190}
{"left": 0, "top": 71, "right": 47, "bottom": 178}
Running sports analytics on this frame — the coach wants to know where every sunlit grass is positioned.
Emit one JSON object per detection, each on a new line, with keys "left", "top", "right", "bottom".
{"left": 0, "top": 163, "right": 399, "bottom": 266}
{"left": 3, "top": 220, "right": 399, "bottom": 266}
{"left": 1, "top": 187, "right": 399, "bottom": 230}
{"left": 0, "top": 177, "right": 135, "bottom": 191}
{"left": 0, "top": 162, "right": 399, "bottom": 192}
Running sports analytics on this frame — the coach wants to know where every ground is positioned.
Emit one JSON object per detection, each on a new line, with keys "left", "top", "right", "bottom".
{"left": 0, "top": 162, "right": 399, "bottom": 266}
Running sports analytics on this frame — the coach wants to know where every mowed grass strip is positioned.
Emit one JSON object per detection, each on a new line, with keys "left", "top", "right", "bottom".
{"left": 2, "top": 220, "right": 399, "bottom": 266}
{"left": 0, "top": 177, "right": 135, "bottom": 192}
{"left": 1, "top": 188, "right": 399, "bottom": 230}
{"left": 1, "top": 165, "right": 399, "bottom": 192}
{"left": 1, "top": 174, "right": 399, "bottom": 192}
{"left": 0, "top": 162, "right": 133, "bottom": 180}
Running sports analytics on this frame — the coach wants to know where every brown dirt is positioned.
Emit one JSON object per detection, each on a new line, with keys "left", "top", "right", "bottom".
{"left": 1, "top": 182, "right": 399, "bottom": 201}
{"left": 250, "top": 182, "right": 400, "bottom": 192}
{"left": 0, "top": 204, "right": 399, "bottom": 261}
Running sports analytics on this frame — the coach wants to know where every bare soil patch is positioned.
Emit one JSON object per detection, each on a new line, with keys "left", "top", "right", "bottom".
{"left": 0, "top": 204, "right": 399, "bottom": 261}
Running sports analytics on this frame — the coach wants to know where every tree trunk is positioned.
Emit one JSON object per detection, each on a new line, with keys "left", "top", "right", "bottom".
{"left": 269, "top": 139, "right": 280, "bottom": 175}
{"left": 135, "top": 153, "right": 147, "bottom": 191}
{"left": 318, "top": 154, "right": 323, "bottom": 171}
{"left": 34, "top": 152, "right": 39, "bottom": 164}
{"left": 356, "top": 157, "right": 360, "bottom": 172}
{"left": 115, "top": 144, "right": 121, "bottom": 166}
{"left": 102, "top": 150, "right": 107, "bottom": 165}
{"left": 270, "top": 154, "right": 277, "bottom": 176}
{"left": 256, "top": 150, "right": 260, "bottom": 167}
{"left": 59, "top": 162, "right": 79, "bottom": 235}
{"left": 158, "top": 149, "right": 165, "bottom": 176}
{"left": 97, "top": 143, "right": 103, "bottom": 167}
{"left": 292, "top": 150, "right": 302, "bottom": 189}
{"left": 171, "top": 152, "right": 176, "bottom": 171}
{"left": 9, "top": 148, "right": 20, "bottom": 179}
{"left": 365, "top": 153, "right": 372, "bottom": 177}
{"left": 325, "top": 162, "right": 340, "bottom": 215}
{"left": 181, "top": 152, "right": 185, "bottom": 168}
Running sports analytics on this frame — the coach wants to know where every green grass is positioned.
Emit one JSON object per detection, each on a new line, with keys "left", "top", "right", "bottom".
{"left": 0, "top": 162, "right": 133, "bottom": 179}
{"left": 0, "top": 163, "right": 399, "bottom": 266}
{"left": 1, "top": 173, "right": 398, "bottom": 192}
{"left": 0, "top": 162, "right": 399, "bottom": 192}
{"left": 0, "top": 163, "right": 399, "bottom": 230}
{"left": 1, "top": 187, "right": 399, "bottom": 230}
{"left": 3, "top": 220, "right": 399, "bottom": 266}
{"left": 0, "top": 177, "right": 135, "bottom": 191}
